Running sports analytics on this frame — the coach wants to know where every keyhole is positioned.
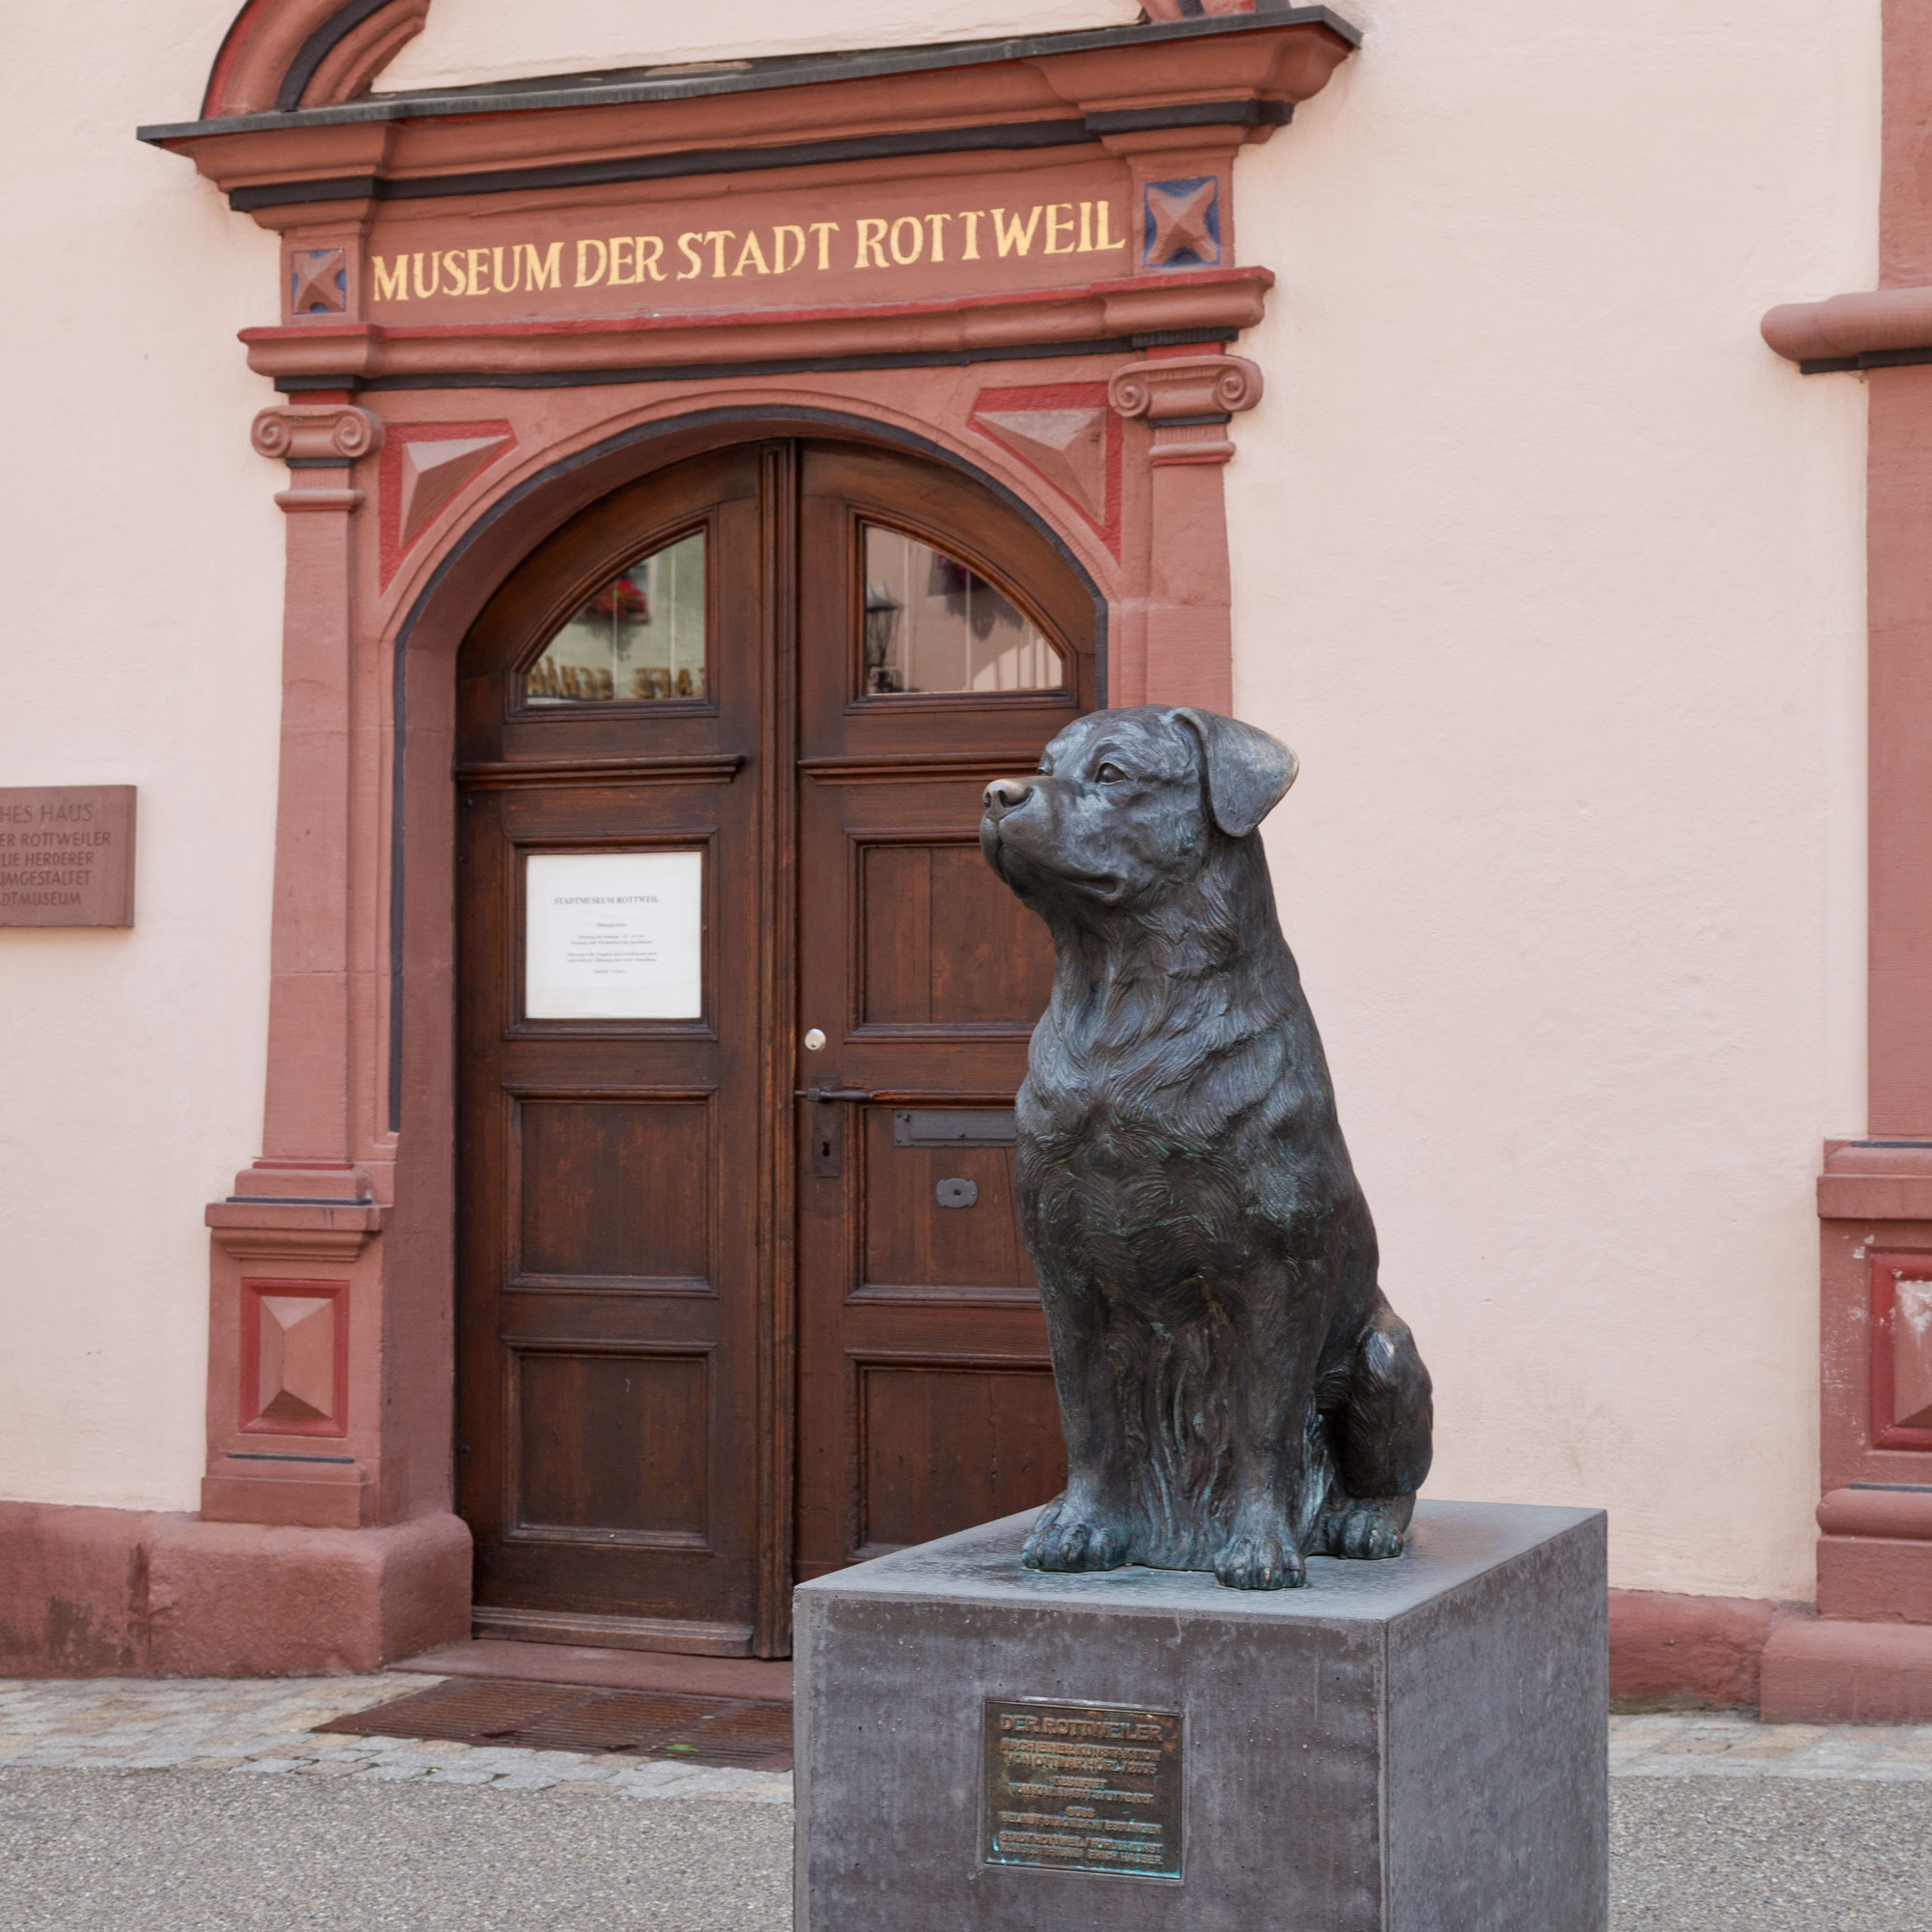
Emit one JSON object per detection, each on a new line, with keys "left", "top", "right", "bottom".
{"left": 936, "top": 1177, "right": 979, "bottom": 1209}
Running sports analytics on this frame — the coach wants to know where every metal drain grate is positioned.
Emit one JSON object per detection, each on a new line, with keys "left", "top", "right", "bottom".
{"left": 314, "top": 1678, "right": 793, "bottom": 1771}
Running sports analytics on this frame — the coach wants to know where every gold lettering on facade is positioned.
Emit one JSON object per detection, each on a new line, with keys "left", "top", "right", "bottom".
{"left": 368, "top": 199, "right": 1128, "bottom": 306}
{"left": 523, "top": 241, "right": 564, "bottom": 290}
{"left": 889, "top": 214, "right": 923, "bottom": 266}
{"left": 773, "top": 224, "right": 808, "bottom": 273}
{"left": 991, "top": 206, "right": 1042, "bottom": 257}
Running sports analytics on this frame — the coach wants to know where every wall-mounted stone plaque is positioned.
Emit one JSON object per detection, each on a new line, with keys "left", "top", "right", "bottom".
{"left": 0, "top": 786, "right": 135, "bottom": 927}
{"left": 982, "top": 1698, "right": 1183, "bottom": 1881}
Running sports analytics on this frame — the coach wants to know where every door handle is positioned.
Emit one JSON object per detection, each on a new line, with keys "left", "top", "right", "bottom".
{"left": 795, "top": 1087, "right": 877, "bottom": 1103}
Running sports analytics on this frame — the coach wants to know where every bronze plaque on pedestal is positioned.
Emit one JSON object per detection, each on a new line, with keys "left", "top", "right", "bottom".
{"left": 0, "top": 787, "right": 135, "bottom": 927}
{"left": 982, "top": 1698, "right": 1183, "bottom": 1881}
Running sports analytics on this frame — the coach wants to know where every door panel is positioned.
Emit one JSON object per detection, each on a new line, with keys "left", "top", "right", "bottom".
{"left": 857, "top": 838, "right": 1056, "bottom": 1030}
{"left": 791, "top": 441, "right": 1094, "bottom": 1583}
{"left": 458, "top": 447, "right": 769, "bottom": 1654}
{"left": 855, "top": 1360, "right": 1065, "bottom": 1555}
{"left": 509, "top": 1345, "right": 712, "bottom": 1540}
{"left": 514, "top": 1094, "right": 711, "bottom": 1286}
{"left": 859, "top": 1110, "right": 1037, "bottom": 1296}
{"left": 457, "top": 436, "right": 1094, "bottom": 1650}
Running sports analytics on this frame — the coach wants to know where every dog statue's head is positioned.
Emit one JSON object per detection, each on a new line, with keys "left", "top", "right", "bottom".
{"left": 980, "top": 706, "right": 1298, "bottom": 922}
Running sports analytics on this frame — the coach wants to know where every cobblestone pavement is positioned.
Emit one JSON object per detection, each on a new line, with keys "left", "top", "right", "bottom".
{"left": 3, "top": 1669, "right": 1932, "bottom": 1924}
{"left": 3, "top": 1681, "right": 1930, "bottom": 1931}
{"left": 0, "top": 1676, "right": 792, "bottom": 1803}
{"left": 7, "top": 1677, "right": 1932, "bottom": 1792}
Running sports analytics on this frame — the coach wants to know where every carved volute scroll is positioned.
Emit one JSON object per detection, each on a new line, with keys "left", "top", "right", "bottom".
{"left": 1107, "top": 353, "right": 1264, "bottom": 465}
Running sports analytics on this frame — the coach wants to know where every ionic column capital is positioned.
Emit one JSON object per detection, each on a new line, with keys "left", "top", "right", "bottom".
{"left": 1107, "top": 353, "right": 1264, "bottom": 465}
{"left": 251, "top": 404, "right": 384, "bottom": 466}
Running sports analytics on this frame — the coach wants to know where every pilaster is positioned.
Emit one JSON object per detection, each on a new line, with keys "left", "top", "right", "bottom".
{"left": 204, "top": 404, "right": 397, "bottom": 1532}
{"left": 1108, "top": 351, "right": 1264, "bottom": 710}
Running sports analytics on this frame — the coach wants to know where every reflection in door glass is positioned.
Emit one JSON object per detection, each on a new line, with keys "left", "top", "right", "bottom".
{"left": 862, "top": 526, "right": 1065, "bottom": 696}
{"left": 525, "top": 530, "right": 706, "bottom": 704}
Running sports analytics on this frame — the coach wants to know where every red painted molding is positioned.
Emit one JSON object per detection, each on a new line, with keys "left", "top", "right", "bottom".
{"left": 238, "top": 1277, "right": 350, "bottom": 1437}
{"left": 203, "top": 0, "right": 429, "bottom": 119}
{"left": 236, "top": 269, "right": 1275, "bottom": 384}
{"left": 1870, "top": 1255, "right": 1932, "bottom": 1450}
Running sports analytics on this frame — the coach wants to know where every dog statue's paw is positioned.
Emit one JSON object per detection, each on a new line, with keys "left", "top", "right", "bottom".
{"left": 1022, "top": 1501, "right": 1131, "bottom": 1573}
{"left": 1326, "top": 1503, "right": 1406, "bottom": 1561}
{"left": 1212, "top": 1532, "right": 1306, "bottom": 1591}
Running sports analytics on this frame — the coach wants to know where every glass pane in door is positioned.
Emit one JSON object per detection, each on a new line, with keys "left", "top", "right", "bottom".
{"left": 861, "top": 526, "right": 1065, "bottom": 696}
{"left": 525, "top": 529, "right": 706, "bottom": 704}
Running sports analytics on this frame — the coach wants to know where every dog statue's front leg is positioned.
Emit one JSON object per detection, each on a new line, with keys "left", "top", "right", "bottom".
{"left": 1212, "top": 1293, "right": 1319, "bottom": 1590}
{"left": 1022, "top": 1273, "right": 1136, "bottom": 1574}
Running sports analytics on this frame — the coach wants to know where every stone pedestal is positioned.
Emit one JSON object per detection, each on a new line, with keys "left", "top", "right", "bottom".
{"left": 796, "top": 1500, "right": 1607, "bottom": 1932}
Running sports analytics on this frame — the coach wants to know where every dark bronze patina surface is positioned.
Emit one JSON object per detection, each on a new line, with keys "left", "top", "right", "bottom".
{"left": 982, "top": 1698, "right": 1183, "bottom": 1880}
{"left": 981, "top": 707, "right": 1435, "bottom": 1590}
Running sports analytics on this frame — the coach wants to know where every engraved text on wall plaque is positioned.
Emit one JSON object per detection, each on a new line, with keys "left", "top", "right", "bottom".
{"left": 982, "top": 1698, "right": 1182, "bottom": 1881}
{"left": 0, "top": 786, "right": 136, "bottom": 927}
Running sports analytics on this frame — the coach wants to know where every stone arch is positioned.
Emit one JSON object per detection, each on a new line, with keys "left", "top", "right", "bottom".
{"left": 202, "top": 0, "right": 431, "bottom": 118}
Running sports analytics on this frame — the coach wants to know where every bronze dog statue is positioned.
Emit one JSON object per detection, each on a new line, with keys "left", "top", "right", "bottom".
{"left": 980, "top": 706, "right": 1434, "bottom": 1589}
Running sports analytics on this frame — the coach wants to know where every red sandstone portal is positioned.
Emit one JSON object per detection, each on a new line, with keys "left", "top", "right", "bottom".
{"left": 120, "top": 10, "right": 1361, "bottom": 1668}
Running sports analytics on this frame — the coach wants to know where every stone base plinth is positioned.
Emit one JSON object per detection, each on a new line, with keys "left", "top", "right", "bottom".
{"left": 796, "top": 1500, "right": 1607, "bottom": 1932}
{"left": 0, "top": 1500, "right": 470, "bottom": 1677}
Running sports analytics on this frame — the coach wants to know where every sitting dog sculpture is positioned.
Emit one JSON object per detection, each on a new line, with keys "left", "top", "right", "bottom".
{"left": 980, "top": 706, "right": 1434, "bottom": 1589}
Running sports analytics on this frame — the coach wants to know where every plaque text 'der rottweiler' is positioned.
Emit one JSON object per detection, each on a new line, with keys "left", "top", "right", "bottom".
{"left": 982, "top": 1699, "right": 1183, "bottom": 1881}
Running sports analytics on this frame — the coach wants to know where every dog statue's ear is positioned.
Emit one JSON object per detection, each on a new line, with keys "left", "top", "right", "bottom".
{"left": 1171, "top": 708, "right": 1300, "bottom": 838}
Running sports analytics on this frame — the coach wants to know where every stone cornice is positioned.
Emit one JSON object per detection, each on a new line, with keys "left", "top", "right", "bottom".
{"left": 206, "top": 1199, "right": 386, "bottom": 1263}
{"left": 1817, "top": 1139, "right": 1932, "bottom": 1222}
{"left": 147, "top": 14, "right": 1354, "bottom": 225}
{"left": 159, "top": 9, "right": 1358, "bottom": 141}
{"left": 238, "top": 270, "right": 1273, "bottom": 390}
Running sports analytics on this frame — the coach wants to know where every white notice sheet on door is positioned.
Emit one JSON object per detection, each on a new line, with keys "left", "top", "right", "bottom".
{"left": 525, "top": 849, "right": 703, "bottom": 1020}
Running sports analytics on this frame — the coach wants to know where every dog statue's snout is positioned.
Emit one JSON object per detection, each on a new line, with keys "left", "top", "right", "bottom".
{"left": 982, "top": 777, "right": 1035, "bottom": 820}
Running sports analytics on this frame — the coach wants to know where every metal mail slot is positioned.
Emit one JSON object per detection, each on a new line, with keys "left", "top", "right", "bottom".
{"left": 894, "top": 1108, "right": 1017, "bottom": 1149}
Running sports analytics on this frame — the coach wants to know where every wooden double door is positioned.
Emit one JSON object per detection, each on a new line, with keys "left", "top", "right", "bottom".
{"left": 456, "top": 439, "right": 1093, "bottom": 1656}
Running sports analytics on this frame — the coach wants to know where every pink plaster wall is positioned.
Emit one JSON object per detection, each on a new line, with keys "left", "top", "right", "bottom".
{"left": 0, "top": 0, "right": 284, "bottom": 1513}
{"left": 0, "top": 0, "right": 1886, "bottom": 1614}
